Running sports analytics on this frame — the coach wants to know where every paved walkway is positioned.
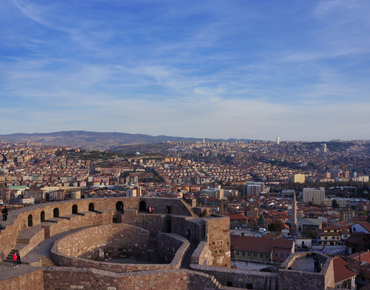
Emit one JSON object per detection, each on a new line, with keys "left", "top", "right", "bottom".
{"left": 181, "top": 242, "right": 198, "bottom": 269}
{"left": 23, "top": 226, "right": 93, "bottom": 264}
{"left": 0, "top": 261, "right": 42, "bottom": 282}
{"left": 0, "top": 226, "right": 94, "bottom": 282}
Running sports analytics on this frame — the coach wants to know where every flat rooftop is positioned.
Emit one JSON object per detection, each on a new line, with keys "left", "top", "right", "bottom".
{"left": 290, "top": 256, "right": 315, "bottom": 272}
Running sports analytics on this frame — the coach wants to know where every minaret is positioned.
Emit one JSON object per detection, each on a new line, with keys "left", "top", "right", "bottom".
{"left": 290, "top": 192, "right": 298, "bottom": 236}
{"left": 323, "top": 143, "right": 327, "bottom": 153}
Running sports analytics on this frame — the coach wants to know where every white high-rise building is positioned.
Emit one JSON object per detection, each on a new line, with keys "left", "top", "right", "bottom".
{"left": 276, "top": 136, "right": 280, "bottom": 145}
{"left": 323, "top": 143, "right": 327, "bottom": 153}
{"left": 302, "top": 187, "right": 325, "bottom": 205}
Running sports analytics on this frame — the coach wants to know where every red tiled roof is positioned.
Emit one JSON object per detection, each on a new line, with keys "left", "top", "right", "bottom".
{"left": 230, "top": 236, "right": 293, "bottom": 253}
{"left": 348, "top": 251, "right": 370, "bottom": 263}
{"left": 332, "top": 257, "right": 357, "bottom": 283}
{"left": 323, "top": 225, "right": 350, "bottom": 231}
{"left": 358, "top": 222, "right": 370, "bottom": 232}
{"left": 318, "top": 232, "right": 341, "bottom": 236}
{"left": 225, "top": 213, "right": 247, "bottom": 220}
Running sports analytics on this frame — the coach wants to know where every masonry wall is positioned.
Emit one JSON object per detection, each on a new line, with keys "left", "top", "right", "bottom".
{"left": 204, "top": 215, "right": 231, "bottom": 268}
{"left": 43, "top": 267, "right": 222, "bottom": 290}
{"left": 0, "top": 197, "right": 195, "bottom": 261}
{"left": 191, "top": 264, "right": 278, "bottom": 290}
{"left": 120, "top": 210, "right": 168, "bottom": 235}
{"left": 137, "top": 197, "right": 196, "bottom": 216}
{"left": 18, "top": 225, "right": 45, "bottom": 258}
{"left": 51, "top": 225, "right": 189, "bottom": 273}
{"left": 278, "top": 269, "right": 326, "bottom": 290}
{"left": 0, "top": 218, "right": 21, "bottom": 262}
{"left": 0, "top": 269, "right": 44, "bottom": 290}
{"left": 324, "top": 258, "right": 335, "bottom": 290}
{"left": 278, "top": 252, "right": 334, "bottom": 290}
{"left": 171, "top": 215, "right": 200, "bottom": 242}
{"left": 54, "top": 224, "right": 149, "bottom": 259}
{"left": 45, "top": 211, "right": 113, "bottom": 238}
{"left": 3, "top": 197, "right": 193, "bottom": 235}
{"left": 157, "top": 233, "right": 189, "bottom": 264}
{"left": 191, "top": 241, "right": 213, "bottom": 266}
{"left": 192, "top": 207, "right": 210, "bottom": 217}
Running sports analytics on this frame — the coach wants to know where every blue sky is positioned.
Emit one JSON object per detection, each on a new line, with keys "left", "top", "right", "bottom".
{"left": 1, "top": 0, "right": 370, "bottom": 141}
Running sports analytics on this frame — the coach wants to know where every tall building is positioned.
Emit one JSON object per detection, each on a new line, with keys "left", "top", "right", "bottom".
{"left": 276, "top": 136, "right": 280, "bottom": 145}
{"left": 291, "top": 174, "right": 305, "bottom": 183}
{"left": 290, "top": 192, "right": 298, "bottom": 236}
{"left": 302, "top": 187, "right": 325, "bottom": 205}
{"left": 201, "top": 187, "right": 224, "bottom": 199}
{"left": 243, "top": 182, "right": 265, "bottom": 196}
{"left": 323, "top": 143, "right": 327, "bottom": 153}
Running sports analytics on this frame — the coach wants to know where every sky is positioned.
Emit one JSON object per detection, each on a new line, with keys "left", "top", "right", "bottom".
{"left": 1, "top": 0, "right": 370, "bottom": 141}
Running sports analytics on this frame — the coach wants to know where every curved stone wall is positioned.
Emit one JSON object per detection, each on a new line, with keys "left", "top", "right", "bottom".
{"left": 43, "top": 268, "right": 222, "bottom": 290}
{"left": 0, "top": 196, "right": 195, "bottom": 262}
{"left": 51, "top": 224, "right": 189, "bottom": 273}
{"left": 53, "top": 223, "right": 149, "bottom": 259}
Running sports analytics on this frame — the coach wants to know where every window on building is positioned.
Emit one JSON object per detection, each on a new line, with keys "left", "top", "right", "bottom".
{"left": 280, "top": 253, "right": 284, "bottom": 258}
{"left": 236, "top": 251, "right": 239, "bottom": 255}
{"left": 274, "top": 253, "right": 277, "bottom": 257}
{"left": 242, "top": 252, "right": 245, "bottom": 256}
{"left": 260, "top": 253, "right": 263, "bottom": 258}
{"left": 266, "top": 254, "right": 269, "bottom": 258}
{"left": 248, "top": 252, "right": 251, "bottom": 257}
{"left": 254, "top": 253, "right": 257, "bottom": 257}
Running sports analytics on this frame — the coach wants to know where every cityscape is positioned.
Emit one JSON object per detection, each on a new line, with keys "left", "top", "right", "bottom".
{"left": 1, "top": 0, "right": 370, "bottom": 289}
{"left": 1, "top": 136, "right": 370, "bottom": 289}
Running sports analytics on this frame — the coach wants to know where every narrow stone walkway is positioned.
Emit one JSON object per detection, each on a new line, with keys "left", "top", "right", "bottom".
{"left": 181, "top": 242, "right": 198, "bottom": 269}
{"left": 0, "top": 259, "right": 42, "bottom": 282}
{"left": 22, "top": 226, "right": 94, "bottom": 264}
{"left": 0, "top": 226, "right": 94, "bottom": 282}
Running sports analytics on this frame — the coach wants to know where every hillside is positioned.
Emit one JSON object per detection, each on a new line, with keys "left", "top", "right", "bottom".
{"left": 0, "top": 131, "right": 255, "bottom": 150}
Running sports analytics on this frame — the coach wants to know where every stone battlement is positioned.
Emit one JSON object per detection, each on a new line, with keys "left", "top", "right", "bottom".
{"left": 0, "top": 197, "right": 335, "bottom": 290}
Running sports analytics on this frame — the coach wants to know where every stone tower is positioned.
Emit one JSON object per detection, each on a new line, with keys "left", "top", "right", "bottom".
{"left": 290, "top": 192, "right": 298, "bottom": 236}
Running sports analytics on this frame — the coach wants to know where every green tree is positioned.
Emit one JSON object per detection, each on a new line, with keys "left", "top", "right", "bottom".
{"left": 269, "top": 219, "right": 285, "bottom": 231}
{"left": 303, "top": 230, "right": 318, "bottom": 239}
{"left": 332, "top": 199, "right": 339, "bottom": 209}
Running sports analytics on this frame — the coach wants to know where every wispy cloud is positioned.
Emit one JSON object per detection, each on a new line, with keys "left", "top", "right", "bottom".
{"left": 1, "top": 0, "right": 370, "bottom": 140}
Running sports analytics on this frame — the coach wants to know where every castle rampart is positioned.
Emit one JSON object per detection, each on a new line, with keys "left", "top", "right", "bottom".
{"left": 0, "top": 196, "right": 336, "bottom": 290}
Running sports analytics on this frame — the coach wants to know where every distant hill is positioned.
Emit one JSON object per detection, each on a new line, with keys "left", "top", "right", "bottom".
{"left": 0, "top": 131, "right": 256, "bottom": 150}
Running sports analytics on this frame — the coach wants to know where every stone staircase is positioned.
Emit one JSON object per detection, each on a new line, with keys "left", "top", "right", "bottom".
{"left": 147, "top": 238, "right": 163, "bottom": 263}
{"left": 181, "top": 200, "right": 198, "bottom": 218}
{"left": 4, "top": 249, "right": 17, "bottom": 263}
{"left": 199, "top": 223, "right": 206, "bottom": 241}
{"left": 210, "top": 276, "right": 222, "bottom": 289}
{"left": 40, "top": 256, "right": 54, "bottom": 267}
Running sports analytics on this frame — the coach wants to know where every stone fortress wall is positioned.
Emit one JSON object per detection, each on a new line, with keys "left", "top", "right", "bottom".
{"left": 0, "top": 197, "right": 335, "bottom": 290}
